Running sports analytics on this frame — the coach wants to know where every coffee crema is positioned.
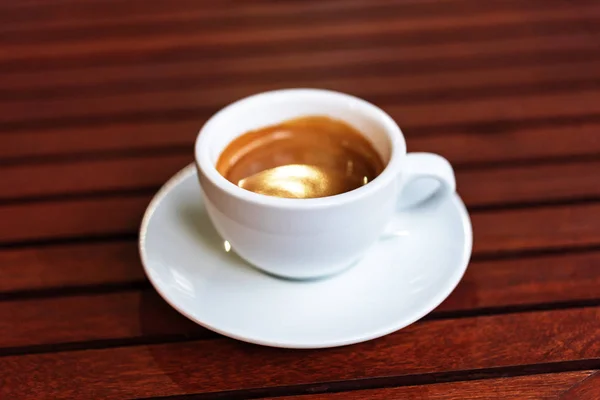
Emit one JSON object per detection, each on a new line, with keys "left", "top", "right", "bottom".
{"left": 216, "top": 116, "right": 385, "bottom": 199}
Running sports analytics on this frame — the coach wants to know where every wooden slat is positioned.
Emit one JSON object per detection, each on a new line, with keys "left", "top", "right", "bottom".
{"left": 1, "top": 250, "right": 599, "bottom": 349}
{"left": 1, "top": 7, "right": 599, "bottom": 64}
{"left": 0, "top": 154, "right": 190, "bottom": 200}
{"left": 409, "top": 121, "right": 600, "bottom": 166}
{"left": 0, "top": 291, "right": 201, "bottom": 348}
{"left": 0, "top": 290, "right": 207, "bottom": 349}
{"left": 265, "top": 371, "right": 596, "bottom": 400}
{"left": 0, "top": 196, "right": 149, "bottom": 243}
{"left": 1, "top": 153, "right": 599, "bottom": 205}
{"left": 1, "top": 307, "right": 598, "bottom": 399}
{"left": 438, "top": 251, "right": 600, "bottom": 311}
{"left": 383, "top": 90, "right": 600, "bottom": 130}
{"left": 1, "top": 120, "right": 198, "bottom": 160}
{"left": 473, "top": 203, "right": 600, "bottom": 254}
{"left": 458, "top": 159, "right": 600, "bottom": 207}
{"left": 0, "top": 241, "right": 144, "bottom": 293}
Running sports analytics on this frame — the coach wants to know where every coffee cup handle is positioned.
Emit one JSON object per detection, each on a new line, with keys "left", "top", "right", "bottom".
{"left": 398, "top": 152, "right": 456, "bottom": 209}
{"left": 381, "top": 152, "right": 456, "bottom": 239}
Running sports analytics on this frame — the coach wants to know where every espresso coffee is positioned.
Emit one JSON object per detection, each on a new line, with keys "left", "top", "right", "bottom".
{"left": 216, "top": 116, "right": 385, "bottom": 199}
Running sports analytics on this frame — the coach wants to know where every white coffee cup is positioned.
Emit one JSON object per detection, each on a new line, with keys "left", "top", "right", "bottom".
{"left": 195, "top": 89, "right": 455, "bottom": 280}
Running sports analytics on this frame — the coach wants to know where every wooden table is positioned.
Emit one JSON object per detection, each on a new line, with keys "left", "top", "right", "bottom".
{"left": 1, "top": 0, "right": 600, "bottom": 398}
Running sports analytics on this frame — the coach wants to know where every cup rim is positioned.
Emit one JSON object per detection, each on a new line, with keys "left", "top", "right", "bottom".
{"left": 195, "top": 88, "right": 406, "bottom": 209}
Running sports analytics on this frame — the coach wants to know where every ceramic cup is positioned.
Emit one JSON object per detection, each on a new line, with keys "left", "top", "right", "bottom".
{"left": 195, "top": 89, "right": 455, "bottom": 280}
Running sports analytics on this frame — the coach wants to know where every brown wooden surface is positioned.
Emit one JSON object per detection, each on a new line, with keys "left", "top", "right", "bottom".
{"left": 1, "top": 0, "right": 600, "bottom": 398}
{"left": 267, "top": 371, "right": 596, "bottom": 399}
{"left": 2, "top": 308, "right": 600, "bottom": 398}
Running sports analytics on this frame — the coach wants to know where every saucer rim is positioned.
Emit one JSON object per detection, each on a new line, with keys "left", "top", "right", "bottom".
{"left": 139, "top": 163, "right": 473, "bottom": 349}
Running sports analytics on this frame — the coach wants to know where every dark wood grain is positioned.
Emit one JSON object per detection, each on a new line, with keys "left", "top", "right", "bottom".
{"left": 1, "top": 307, "right": 598, "bottom": 399}
{"left": 1, "top": 120, "right": 197, "bottom": 161}
{"left": 265, "top": 371, "right": 596, "bottom": 400}
{"left": 1, "top": 0, "right": 599, "bottom": 398}
{"left": 1, "top": 0, "right": 589, "bottom": 35}
{"left": 0, "top": 290, "right": 203, "bottom": 349}
{"left": 560, "top": 371, "right": 600, "bottom": 399}
{"left": 1, "top": 19, "right": 598, "bottom": 74}
{"left": 4, "top": 86, "right": 600, "bottom": 133}
{"left": 409, "top": 122, "right": 600, "bottom": 167}
{"left": 0, "top": 195, "right": 148, "bottom": 243}
{"left": 5, "top": 55, "right": 600, "bottom": 102}
{"left": 3, "top": 6, "right": 598, "bottom": 62}
{"left": 1, "top": 250, "right": 599, "bottom": 350}
{"left": 2, "top": 30, "right": 600, "bottom": 124}
{"left": 0, "top": 153, "right": 190, "bottom": 200}
{"left": 3, "top": 58, "right": 600, "bottom": 130}
{"left": 0, "top": 0, "right": 517, "bottom": 29}
{"left": 0, "top": 290, "right": 208, "bottom": 349}
{"left": 473, "top": 203, "right": 600, "bottom": 254}
{"left": 0, "top": 241, "right": 144, "bottom": 293}
{"left": 8, "top": 4, "right": 598, "bottom": 48}
{"left": 0, "top": 0, "right": 469, "bottom": 34}
{"left": 438, "top": 250, "right": 600, "bottom": 312}
{"left": 458, "top": 159, "right": 600, "bottom": 207}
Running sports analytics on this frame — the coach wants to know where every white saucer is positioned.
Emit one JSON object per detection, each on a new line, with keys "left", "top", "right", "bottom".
{"left": 139, "top": 164, "right": 472, "bottom": 349}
